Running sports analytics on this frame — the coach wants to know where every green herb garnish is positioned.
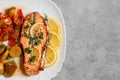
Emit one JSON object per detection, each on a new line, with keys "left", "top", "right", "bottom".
{"left": 44, "top": 14, "right": 48, "bottom": 21}
{"left": 29, "top": 40, "right": 33, "bottom": 45}
{"left": 39, "top": 32, "right": 43, "bottom": 39}
{"left": 24, "top": 32, "right": 31, "bottom": 38}
{"left": 31, "top": 22, "right": 35, "bottom": 25}
{"left": 14, "top": 26, "right": 20, "bottom": 30}
{"left": 7, "top": 10, "right": 11, "bottom": 15}
{"left": 36, "top": 40, "right": 41, "bottom": 45}
{"left": 10, "top": 60, "right": 16, "bottom": 65}
{"left": 24, "top": 24, "right": 29, "bottom": 29}
{"left": 0, "top": 44, "right": 5, "bottom": 49}
{"left": 29, "top": 56, "right": 36, "bottom": 62}
{"left": 24, "top": 47, "right": 32, "bottom": 53}
{"left": 33, "top": 34, "right": 38, "bottom": 39}
{"left": 27, "top": 18, "right": 35, "bottom": 25}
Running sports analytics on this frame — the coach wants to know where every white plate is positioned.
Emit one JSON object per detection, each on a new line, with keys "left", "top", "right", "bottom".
{"left": 0, "top": 0, "right": 66, "bottom": 80}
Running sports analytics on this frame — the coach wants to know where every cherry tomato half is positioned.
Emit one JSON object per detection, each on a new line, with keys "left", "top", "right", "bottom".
{"left": 4, "top": 25, "right": 14, "bottom": 34}
{"left": 14, "top": 9, "right": 24, "bottom": 26}
{"left": 8, "top": 38, "right": 17, "bottom": 47}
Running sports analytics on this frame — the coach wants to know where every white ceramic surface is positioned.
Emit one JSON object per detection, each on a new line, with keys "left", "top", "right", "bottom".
{"left": 0, "top": 0, "right": 66, "bottom": 80}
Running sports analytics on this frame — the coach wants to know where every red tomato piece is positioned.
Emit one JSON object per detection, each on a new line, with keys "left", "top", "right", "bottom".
{"left": 0, "top": 13, "right": 8, "bottom": 19}
{"left": 8, "top": 38, "right": 17, "bottom": 47}
{"left": 13, "top": 15, "right": 20, "bottom": 25}
{"left": 13, "top": 9, "right": 24, "bottom": 26}
{"left": 4, "top": 25, "right": 14, "bottom": 34}
{"left": 18, "top": 9, "right": 24, "bottom": 20}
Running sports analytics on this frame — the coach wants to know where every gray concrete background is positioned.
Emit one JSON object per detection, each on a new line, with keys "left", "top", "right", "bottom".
{"left": 52, "top": 0, "right": 120, "bottom": 80}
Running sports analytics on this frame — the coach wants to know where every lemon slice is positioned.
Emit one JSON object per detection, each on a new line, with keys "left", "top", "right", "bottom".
{"left": 48, "top": 17, "right": 62, "bottom": 36}
{"left": 44, "top": 46, "right": 58, "bottom": 68}
{"left": 30, "top": 23, "right": 44, "bottom": 37}
{"left": 48, "top": 31, "right": 62, "bottom": 50}
{"left": 32, "top": 47, "right": 41, "bottom": 62}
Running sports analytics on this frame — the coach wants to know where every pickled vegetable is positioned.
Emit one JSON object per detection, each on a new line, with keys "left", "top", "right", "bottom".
{"left": 4, "top": 61, "right": 17, "bottom": 77}
{"left": 0, "top": 62, "right": 4, "bottom": 74}
{"left": 9, "top": 45, "right": 21, "bottom": 58}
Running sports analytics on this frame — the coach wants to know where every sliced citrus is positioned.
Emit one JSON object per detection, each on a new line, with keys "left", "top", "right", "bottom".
{"left": 44, "top": 46, "right": 58, "bottom": 68}
{"left": 30, "top": 47, "right": 41, "bottom": 63}
{"left": 30, "top": 23, "right": 44, "bottom": 37}
{"left": 48, "top": 17, "right": 62, "bottom": 36}
{"left": 48, "top": 31, "right": 62, "bottom": 50}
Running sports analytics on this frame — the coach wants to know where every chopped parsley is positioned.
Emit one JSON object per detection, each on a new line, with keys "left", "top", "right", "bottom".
{"left": 29, "top": 40, "right": 33, "bottom": 45}
{"left": 39, "top": 32, "right": 43, "bottom": 39}
{"left": 14, "top": 26, "right": 20, "bottom": 30}
{"left": 29, "top": 56, "right": 36, "bottom": 62}
{"left": 7, "top": 10, "right": 11, "bottom": 15}
{"left": 24, "top": 47, "right": 32, "bottom": 53}
{"left": 35, "top": 40, "right": 41, "bottom": 45}
{"left": 33, "top": 34, "right": 38, "bottom": 40}
{"left": 31, "top": 22, "right": 35, "bottom": 25}
{"left": 27, "top": 18, "right": 35, "bottom": 25}
{"left": 24, "top": 32, "right": 31, "bottom": 38}
{"left": 44, "top": 14, "right": 48, "bottom": 21}
{"left": 24, "top": 24, "right": 29, "bottom": 29}
{"left": 0, "top": 44, "right": 5, "bottom": 49}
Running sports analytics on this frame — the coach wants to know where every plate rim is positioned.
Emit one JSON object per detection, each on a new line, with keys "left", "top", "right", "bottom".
{"left": 48, "top": 0, "right": 66, "bottom": 78}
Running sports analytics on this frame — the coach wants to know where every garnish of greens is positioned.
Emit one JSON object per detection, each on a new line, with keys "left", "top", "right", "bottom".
{"left": 24, "top": 32, "right": 31, "bottom": 38}
{"left": 44, "top": 13, "right": 48, "bottom": 21}
{"left": 27, "top": 18, "right": 35, "bottom": 25}
{"left": 0, "top": 44, "right": 5, "bottom": 49}
{"left": 25, "top": 47, "right": 32, "bottom": 53}
{"left": 31, "top": 22, "right": 35, "bottom": 25}
{"left": 14, "top": 26, "right": 20, "bottom": 30}
{"left": 24, "top": 24, "right": 29, "bottom": 29}
{"left": 29, "top": 56, "right": 36, "bottom": 63}
{"left": 24, "top": 33, "right": 42, "bottom": 53}
{"left": 24, "top": 21, "right": 44, "bottom": 53}
{"left": 39, "top": 32, "right": 43, "bottom": 39}
{"left": 29, "top": 35, "right": 41, "bottom": 46}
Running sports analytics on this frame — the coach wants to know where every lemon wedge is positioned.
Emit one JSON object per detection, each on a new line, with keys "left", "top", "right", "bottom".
{"left": 44, "top": 46, "right": 58, "bottom": 68}
{"left": 30, "top": 23, "right": 44, "bottom": 37}
{"left": 48, "top": 31, "right": 62, "bottom": 50}
{"left": 48, "top": 17, "right": 62, "bottom": 36}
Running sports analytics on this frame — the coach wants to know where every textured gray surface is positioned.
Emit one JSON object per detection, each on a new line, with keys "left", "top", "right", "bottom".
{"left": 52, "top": 0, "right": 120, "bottom": 80}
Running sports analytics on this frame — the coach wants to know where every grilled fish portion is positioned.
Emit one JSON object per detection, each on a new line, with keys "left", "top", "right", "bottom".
{"left": 20, "top": 12, "right": 47, "bottom": 75}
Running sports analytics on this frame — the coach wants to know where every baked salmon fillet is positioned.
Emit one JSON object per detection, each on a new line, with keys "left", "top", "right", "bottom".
{"left": 20, "top": 12, "right": 48, "bottom": 75}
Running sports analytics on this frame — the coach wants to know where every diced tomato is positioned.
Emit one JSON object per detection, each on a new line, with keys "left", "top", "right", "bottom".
{"left": 13, "top": 9, "right": 24, "bottom": 26}
{"left": 4, "top": 17, "right": 13, "bottom": 25}
{"left": 13, "top": 15, "right": 20, "bottom": 25}
{"left": 4, "top": 25, "right": 14, "bottom": 34}
{"left": 8, "top": 38, "right": 17, "bottom": 47}
{"left": 0, "top": 29, "right": 3, "bottom": 35}
{"left": 0, "top": 13, "right": 8, "bottom": 19}
{"left": 18, "top": 9, "right": 24, "bottom": 20}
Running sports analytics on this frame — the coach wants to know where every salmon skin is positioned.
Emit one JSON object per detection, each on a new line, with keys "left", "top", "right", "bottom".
{"left": 20, "top": 12, "right": 48, "bottom": 75}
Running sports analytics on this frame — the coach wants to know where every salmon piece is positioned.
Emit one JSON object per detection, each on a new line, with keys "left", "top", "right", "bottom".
{"left": 20, "top": 12, "right": 47, "bottom": 75}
